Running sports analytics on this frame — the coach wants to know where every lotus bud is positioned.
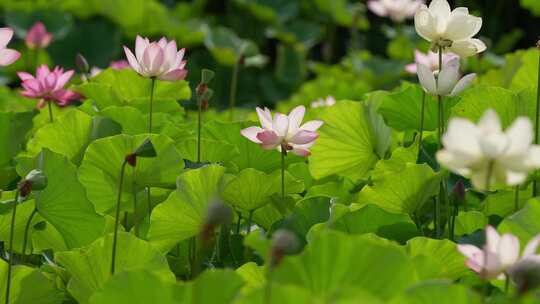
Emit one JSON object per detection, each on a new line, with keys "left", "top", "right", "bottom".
{"left": 200, "top": 201, "right": 232, "bottom": 243}
{"left": 18, "top": 169, "right": 47, "bottom": 197}
{"left": 509, "top": 259, "right": 540, "bottom": 295}
{"left": 451, "top": 180, "right": 466, "bottom": 203}
{"left": 76, "top": 53, "right": 89, "bottom": 74}
{"left": 269, "top": 229, "right": 299, "bottom": 268}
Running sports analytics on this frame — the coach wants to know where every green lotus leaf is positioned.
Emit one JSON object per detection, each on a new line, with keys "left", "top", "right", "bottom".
{"left": 357, "top": 163, "right": 441, "bottom": 215}
{"left": 148, "top": 165, "right": 225, "bottom": 252}
{"left": 0, "top": 259, "right": 63, "bottom": 304}
{"left": 389, "top": 281, "right": 481, "bottom": 304}
{"left": 16, "top": 149, "right": 106, "bottom": 249}
{"left": 273, "top": 230, "right": 416, "bottom": 300}
{"left": 405, "top": 237, "right": 468, "bottom": 280}
{"left": 55, "top": 232, "right": 175, "bottom": 304}
{"left": 309, "top": 100, "right": 383, "bottom": 181}
{"left": 78, "top": 134, "right": 184, "bottom": 214}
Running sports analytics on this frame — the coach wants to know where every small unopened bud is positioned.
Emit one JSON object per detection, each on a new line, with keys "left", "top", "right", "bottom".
{"left": 134, "top": 138, "right": 157, "bottom": 158}
{"left": 201, "top": 69, "right": 215, "bottom": 85}
{"left": 25, "top": 169, "right": 48, "bottom": 191}
{"left": 537, "top": 40, "right": 540, "bottom": 50}
{"left": 196, "top": 83, "right": 208, "bottom": 97}
{"left": 509, "top": 258, "right": 540, "bottom": 294}
{"left": 200, "top": 201, "right": 232, "bottom": 243}
{"left": 452, "top": 180, "right": 466, "bottom": 202}
{"left": 269, "top": 229, "right": 299, "bottom": 268}
{"left": 125, "top": 153, "right": 137, "bottom": 167}
{"left": 76, "top": 53, "right": 89, "bottom": 74}
{"left": 17, "top": 180, "right": 32, "bottom": 198}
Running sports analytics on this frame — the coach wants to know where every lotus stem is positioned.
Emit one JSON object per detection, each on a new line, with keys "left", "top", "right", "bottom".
{"left": 21, "top": 207, "right": 38, "bottom": 257}
{"left": 533, "top": 50, "right": 540, "bottom": 197}
{"left": 229, "top": 58, "right": 240, "bottom": 121}
{"left": 5, "top": 190, "right": 20, "bottom": 304}
{"left": 197, "top": 93, "right": 202, "bottom": 163}
{"left": 281, "top": 148, "right": 286, "bottom": 203}
{"left": 148, "top": 77, "right": 156, "bottom": 133}
{"left": 47, "top": 99, "right": 53, "bottom": 123}
{"left": 110, "top": 160, "right": 128, "bottom": 275}
{"left": 417, "top": 91, "right": 426, "bottom": 162}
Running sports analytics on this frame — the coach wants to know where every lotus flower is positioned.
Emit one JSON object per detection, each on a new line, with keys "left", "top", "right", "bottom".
{"left": 0, "top": 28, "right": 20, "bottom": 66}
{"left": 17, "top": 65, "right": 81, "bottom": 107}
{"left": 310, "top": 96, "right": 336, "bottom": 109}
{"left": 368, "top": 0, "right": 424, "bottom": 22}
{"left": 123, "top": 35, "right": 187, "bottom": 81}
{"left": 417, "top": 57, "right": 475, "bottom": 97}
{"left": 437, "top": 110, "right": 540, "bottom": 190}
{"left": 110, "top": 60, "right": 130, "bottom": 70}
{"left": 405, "top": 49, "right": 458, "bottom": 74}
{"left": 458, "top": 226, "right": 540, "bottom": 280}
{"left": 241, "top": 106, "right": 323, "bottom": 157}
{"left": 25, "top": 21, "right": 52, "bottom": 49}
{"left": 414, "top": 0, "right": 486, "bottom": 57}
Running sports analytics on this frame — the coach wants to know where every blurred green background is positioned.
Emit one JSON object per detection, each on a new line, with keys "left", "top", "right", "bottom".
{"left": 0, "top": 0, "right": 538, "bottom": 111}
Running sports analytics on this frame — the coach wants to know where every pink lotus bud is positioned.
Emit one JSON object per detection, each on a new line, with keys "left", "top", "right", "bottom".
{"left": 0, "top": 27, "right": 20, "bottom": 66}
{"left": 25, "top": 22, "right": 52, "bottom": 49}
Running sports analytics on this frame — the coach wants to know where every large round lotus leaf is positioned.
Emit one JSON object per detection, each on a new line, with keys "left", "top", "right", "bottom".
{"left": 55, "top": 232, "right": 175, "bottom": 304}
{"left": 272, "top": 230, "right": 416, "bottom": 300}
{"left": 309, "top": 100, "right": 384, "bottom": 181}
{"left": 148, "top": 165, "right": 225, "bottom": 252}
{"left": 78, "top": 134, "right": 184, "bottom": 214}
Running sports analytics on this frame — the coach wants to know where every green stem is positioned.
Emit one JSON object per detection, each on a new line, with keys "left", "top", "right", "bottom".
{"left": 197, "top": 94, "right": 202, "bottom": 163}
{"left": 504, "top": 272, "right": 510, "bottom": 293}
{"left": 246, "top": 210, "right": 254, "bottom": 234}
{"left": 235, "top": 211, "right": 242, "bottom": 235}
{"left": 5, "top": 190, "right": 19, "bottom": 304}
{"left": 146, "top": 187, "right": 152, "bottom": 221}
{"left": 21, "top": 208, "right": 38, "bottom": 257}
{"left": 264, "top": 268, "right": 273, "bottom": 304}
{"left": 514, "top": 185, "right": 520, "bottom": 212}
{"left": 229, "top": 59, "right": 240, "bottom": 121}
{"left": 110, "top": 160, "right": 127, "bottom": 275}
{"left": 533, "top": 51, "right": 540, "bottom": 197}
{"left": 281, "top": 148, "right": 286, "bottom": 203}
{"left": 47, "top": 100, "right": 53, "bottom": 123}
{"left": 148, "top": 77, "right": 156, "bottom": 133}
{"left": 132, "top": 184, "right": 139, "bottom": 237}
{"left": 417, "top": 91, "right": 426, "bottom": 162}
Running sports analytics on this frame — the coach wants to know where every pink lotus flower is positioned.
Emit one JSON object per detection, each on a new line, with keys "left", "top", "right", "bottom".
{"left": 110, "top": 60, "right": 130, "bottom": 70}
{"left": 405, "top": 49, "right": 458, "bottom": 74}
{"left": 25, "top": 22, "right": 52, "bottom": 49}
{"left": 458, "top": 226, "right": 540, "bottom": 280}
{"left": 0, "top": 28, "right": 20, "bottom": 66}
{"left": 123, "top": 35, "right": 187, "bottom": 81}
{"left": 17, "top": 65, "right": 81, "bottom": 107}
{"left": 241, "top": 106, "right": 323, "bottom": 157}
{"left": 368, "top": 0, "right": 424, "bottom": 22}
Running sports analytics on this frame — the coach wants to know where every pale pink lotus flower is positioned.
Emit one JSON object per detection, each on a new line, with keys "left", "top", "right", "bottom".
{"left": 123, "top": 35, "right": 187, "bottom": 81}
{"left": 405, "top": 49, "right": 458, "bottom": 74}
{"left": 89, "top": 60, "right": 131, "bottom": 78}
{"left": 25, "top": 21, "right": 52, "bottom": 49}
{"left": 458, "top": 226, "right": 540, "bottom": 280}
{"left": 368, "top": 0, "right": 424, "bottom": 22}
{"left": 0, "top": 28, "right": 20, "bottom": 66}
{"left": 310, "top": 96, "right": 336, "bottom": 109}
{"left": 109, "top": 60, "right": 130, "bottom": 70}
{"left": 18, "top": 65, "right": 81, "bottom": 107}
{"left": 241, "top": 106, "right": 323, "bottom": 157}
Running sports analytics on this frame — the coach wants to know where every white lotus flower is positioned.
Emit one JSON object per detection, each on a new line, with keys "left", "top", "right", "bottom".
{"left": 414, "top": 0, "right": 486, "bottom": 57}
{"left": 437, "top": 110, "right": 540, "bottom": 190}
{"left": 417, "top": 57, "right": 475, "bottom": 96}
{"left": 457, "top": 226, "right": 538, "bottom": 280}
{"left": 310, "top": 96, "right": 336, "bottom": 109}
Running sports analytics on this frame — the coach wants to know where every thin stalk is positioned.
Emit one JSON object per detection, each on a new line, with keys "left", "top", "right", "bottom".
{"left": 514, "top": 185, "right": 520, "bottom": 212}
{"left": 281, "top": 149, "right": 286, "bottom": 203}
{"left": 504, "top": 272, "right": 510, "bottom": 293}
{"left": 235, "top": 212, "right": 242, "bottom": 235}
{"left": 148, "top": 77, "right": 156, "bottom": 133}
{"left": 229, "top": 59, "right": 240, "bottom": 121}
{"left": 435, "top": 193, "right": 441, "bottom": 238}
{"left": 534, "top": 51, "right": 540, "bottom": 196}
{"left": 110, "top": 160, "right": 128, "bottom": 275}
{"left": 5, "top": 190, "right": 19, "bottom": 304}
{"left": 197, "top": 95, "right": 202, "bottom": 163}
{"left": 22, "top": 207, "right": 38, "bottom": 257}
{"left": 132, "top": 184, "right": 139, "bottom": 237}
{"left": 417, "top": 91, "right": 426, "bottom": 162}
{"left": 146, "top": 187, "right": 152, "bottom": 221}
{"left": 264, "top": 268, "right": 273, "bottom": 304}
{"left": 47, "top": 100, "right": 54, "bottom": 123}
{"left": 246, "top": 210, "right": 254, "bottom": 234}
